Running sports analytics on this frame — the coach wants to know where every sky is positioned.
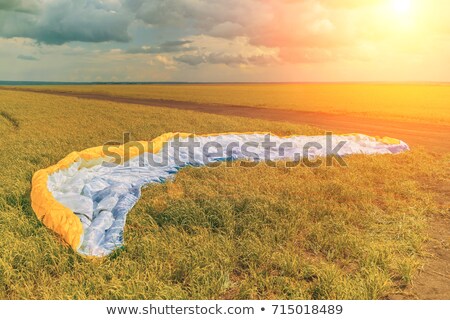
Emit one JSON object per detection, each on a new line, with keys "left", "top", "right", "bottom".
{"left": 0, "top": 0, "right": 449, "bottom": 82}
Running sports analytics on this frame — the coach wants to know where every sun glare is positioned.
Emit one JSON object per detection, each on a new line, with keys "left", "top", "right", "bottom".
{"left": 391, "top": 0, "right": 412, "bottom": 15}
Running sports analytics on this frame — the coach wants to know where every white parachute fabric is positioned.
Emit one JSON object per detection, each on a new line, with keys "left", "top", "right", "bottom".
{"left": 46, "top": 133, "right": 409, "bottom": 257}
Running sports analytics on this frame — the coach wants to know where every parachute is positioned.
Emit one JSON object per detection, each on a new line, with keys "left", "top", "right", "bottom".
{"left": 31, "top": 132, "right": 409, "bottom": 257}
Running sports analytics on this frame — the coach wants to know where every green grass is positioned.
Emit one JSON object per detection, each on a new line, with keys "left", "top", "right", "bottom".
{"left": 0, "top": 89, "right": 448, "bottom": 299}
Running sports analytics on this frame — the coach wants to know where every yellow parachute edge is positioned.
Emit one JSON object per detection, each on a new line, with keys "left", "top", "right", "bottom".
{"left": 30, "top": 132, "right": 180, "bottom": 251}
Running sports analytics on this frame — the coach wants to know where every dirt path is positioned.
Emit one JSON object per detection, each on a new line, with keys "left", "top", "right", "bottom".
{"left": 2, "top": 86, "right": 450, "bottom": 299}
{"left": 3, "top": 87, "right": 450, "bottom": 153}
{"left": 413, "top": 216, "right": 450, "bottom": 299}
{"left": 387, "top": 214, "right": 450, "bottom": 300}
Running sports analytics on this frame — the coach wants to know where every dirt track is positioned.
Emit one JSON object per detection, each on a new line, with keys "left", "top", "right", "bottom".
{"left": 3, "top": 87, "right": 450, "bottom": 152}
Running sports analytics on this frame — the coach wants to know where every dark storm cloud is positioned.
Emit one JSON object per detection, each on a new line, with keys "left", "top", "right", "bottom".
{"left": 0, "top": 0, "right": 132, "bottom": 44}
{"left": 0, "top": 0, "right": 40, "bottom": 13}
{"left": 174, "top": 54, "right": 205, "bottom": 66}
{"left": 128, "top": 0, "right": 251, "bottom": 36}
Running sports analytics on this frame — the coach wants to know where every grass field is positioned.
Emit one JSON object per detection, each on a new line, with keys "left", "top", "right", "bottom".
{"left": 0, "top": 88, "right": 448, "bottom": 299}
{"left": 22, "top": 83, "right": 450, "bottom": 124}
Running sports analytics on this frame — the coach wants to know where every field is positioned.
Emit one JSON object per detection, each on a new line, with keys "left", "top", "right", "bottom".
{"left": 0, "top": 88, "right": 449, "bottom": 299}
{"left": 21, "top": 83, "right": 450, "bottom": 124}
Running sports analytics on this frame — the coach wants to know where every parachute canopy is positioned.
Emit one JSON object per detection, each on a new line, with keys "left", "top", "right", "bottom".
{"left": 31, "top": 132, "right": 409, "bottom": 257}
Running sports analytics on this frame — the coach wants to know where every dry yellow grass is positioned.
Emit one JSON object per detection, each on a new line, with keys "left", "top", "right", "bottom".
{"left": 25, "top": 83, "right": 450, "bottom": 123}
{"left": 0, "top": 89, "right": 448, "bottom": 299}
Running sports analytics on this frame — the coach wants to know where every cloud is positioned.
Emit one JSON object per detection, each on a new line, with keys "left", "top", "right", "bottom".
{"left": 173, "top": 36, "right": 278, "bottom": 66}
{"left": 150, "top": 55, "right": 177, "bottom": 69}
{"left": 1, "top": 0, "right": 450, "bottom": 81}
{"left": 0, "top": 0, "right": 40, "bottom": 13}
{"left": 129, "top": 0, "right": 258, "bottom": 37}
{"left": 162, "top": 40, "right": 193, "bottom": 47}
{"left": 0, "top": 0, "right": 132, "bottom": 44}
{"left": 126, "top": 40, "right": 195, "bottom": 54}
{"left": 319, "top": 0, "right": 381, "bottom": 9}
{"left": 208, "top": 22, "right": 244, "bottom": 39}
{"left": 129, "top": 0, "right": 248, "bottom": 29}
{"left": 127, "top": 0, "right": 450, "bottom": 66}
{"left": 126, "top": 0, "right": 371, "bottom": 64}
{"left": 175, "top": 52, "right": 277, "bottom": 66}
{"left": 17, "top": 54, "right": 38, "bottom": 61}
{"left": 174, "top": 52, "right": 277, "bottom": 66}
{"left": 174, "top": 54, "right": 205, "bottom": 66}
{"left": 125, "top": 35, "right": 279, "bottom": 67}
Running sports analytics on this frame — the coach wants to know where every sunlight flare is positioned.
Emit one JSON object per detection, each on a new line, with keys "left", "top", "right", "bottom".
{"left": 391, "top": 0, "right": 412, "bottom": 15}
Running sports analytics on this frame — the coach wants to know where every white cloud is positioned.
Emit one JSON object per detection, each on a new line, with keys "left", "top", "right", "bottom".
{"left": 174, "top": 35, "right": 279, "bottom": 66}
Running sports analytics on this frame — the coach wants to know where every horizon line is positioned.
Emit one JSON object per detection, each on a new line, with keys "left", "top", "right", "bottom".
{"left": 1, "top": 80, "right": 450, "bottom": 86}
